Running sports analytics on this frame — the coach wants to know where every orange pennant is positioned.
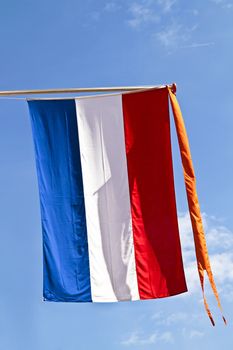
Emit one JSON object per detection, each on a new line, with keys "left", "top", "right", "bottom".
{"left": 168, "top": 84, "right": 226, "bottom": 326}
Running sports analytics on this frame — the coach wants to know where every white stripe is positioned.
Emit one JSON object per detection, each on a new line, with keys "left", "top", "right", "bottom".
{"left": 75, "top": 95, "right": 139, "bottom": 302}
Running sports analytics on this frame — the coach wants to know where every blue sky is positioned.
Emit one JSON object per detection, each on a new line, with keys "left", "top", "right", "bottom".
{"left": 0, "top": 0, "right": 233, "bottom": 349}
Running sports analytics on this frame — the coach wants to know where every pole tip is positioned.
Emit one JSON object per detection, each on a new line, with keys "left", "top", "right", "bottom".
{"left": 171, "top": 83, "right": 177, "bottom": 94}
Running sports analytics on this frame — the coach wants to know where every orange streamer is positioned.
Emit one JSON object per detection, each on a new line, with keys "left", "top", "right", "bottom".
{"left": 168, "top": 84, "right": 226, "bottom": 326}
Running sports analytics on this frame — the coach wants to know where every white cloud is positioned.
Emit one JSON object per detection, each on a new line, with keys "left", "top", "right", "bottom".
{"left": 178, "top": 212, "right": 233, "bottom": 295}
{"left": 182, "top": 328, "right": 205, "bottom": 339}
{"left": 164, "top": 312, "right": 188, "bottom": 325}
{"left": 127, "top": 2, "right": 160, "bottom": 28}
{"left": 155, "top": 22, "right": 205, "bottom": 51}
{"left": 121, "top": 212, "right": 231, "bottom": 347}
{"left": 151, "top": 311, "right": 188, "bottom": 325}
{"left": 179, "top": 42, "right": 215, "bottom": 49}
{"left": 220, "top": 283, "right": 233, "bottom": 302}
{"left": 121, "top": 332, "right": 139, "bottom": 346}
{"left": 206, "top": 226, "right": 233, "bottom": 251}
{"left": 157, "top": 0, "right": 176, "bottom": 12}
{"left": 210, "top": 0, "right": 233, "bottom": 8}
{"left": 154, "top": 20, "right": 214, "bottom": 52}
{"left": 155, "top": 23, "right": 190, "bottom": 49}
{"left": 121, "top": 330, "right": 174, "bottom": 346}
{"left": 210, "top": 252, "right": 233, "bottom": 283}
{"left": 189, "top": 330, "right": 204, "bottom": 339}
{"left": 159, "top": 331, "right": 174, "bottom": 343}
{"left": 126, "top": 0, "right": 179, "bottom": 29}
{"left": 122, "top": 311, "right": 205, "bottom": 346}
{"left": 104, "top": 1, "right": 121, "bottom": 12}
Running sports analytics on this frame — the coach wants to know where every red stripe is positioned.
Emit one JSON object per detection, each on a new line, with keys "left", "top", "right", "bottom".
{"left": 122, "top": 88, "right": 187, "bottom": 299}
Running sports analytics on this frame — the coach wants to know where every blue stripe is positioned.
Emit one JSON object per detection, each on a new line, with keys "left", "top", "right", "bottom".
{"left": 28, "top": 100, "right": 92, "bottom": 302}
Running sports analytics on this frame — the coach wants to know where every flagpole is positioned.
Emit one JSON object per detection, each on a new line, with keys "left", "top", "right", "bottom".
{"left": 0, "top": 84, "right": 172, "bottom": 96}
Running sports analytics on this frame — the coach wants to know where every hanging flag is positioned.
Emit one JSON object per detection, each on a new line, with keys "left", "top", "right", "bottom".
{"left": 28, "top": 85, "right": 224, "bottom": 324}
{"left": 28, "top": 88, "right": 187, "bottom": 303}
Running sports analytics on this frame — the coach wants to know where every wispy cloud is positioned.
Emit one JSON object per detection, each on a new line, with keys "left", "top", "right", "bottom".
{"left": 182, "top": 328, "right": 205, "bottom": 339}
{"left": 127, "top": 2, "right": 160, "bottom": 28}
{"left": 157, "top": 0, "right": 177, "bottom": 12}
{"left": 101, "top": 0, "right": 214, "bottom": 54}
{"left": 210, "top": 0, "right": 233, "bottom": 8}
{"left": 122, "top": 311, "right": 205, "bottom": 346}
{"left": 154, "top": 23, "right": 213, "bottom": 51}
{"left": 190, "top": 330, "right": 205, "bottom": 339}
{"left": 126, "top": 0, "right": 177, "bottom": 29}
{"left": 178, "top": 212, "right": 233, "bottom": 294}
{"left": 121, "top": 330, "right": 174, "bottom": 346}
{"left": 121, "top": 212, "right": 232, "bottom": 347}
{"left": 179, "top": 42, "right": 215, "bottom": 49}
{"left": 155, "top": 23, "right": 186, "bottom": 49}
{"left": 151, "top": 311, "right": 188, "bottom": 325}
{"left": 104, "top": 1, "right": 121, "bottom": 12}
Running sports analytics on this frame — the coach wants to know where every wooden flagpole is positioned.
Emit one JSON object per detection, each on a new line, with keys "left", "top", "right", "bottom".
{"left": 0, "top": 84, "right": 172, "bottom": 96}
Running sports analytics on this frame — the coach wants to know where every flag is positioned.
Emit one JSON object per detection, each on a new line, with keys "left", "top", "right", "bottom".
{"left": 28, "top": 88, "right": 187, "bottom": 302}
{"left": 28, "top": 86, "right": 224, "bottom": 325}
